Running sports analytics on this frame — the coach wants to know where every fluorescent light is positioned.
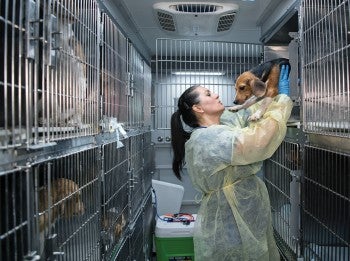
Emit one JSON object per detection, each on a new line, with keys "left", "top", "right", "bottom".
{"left": 172, "top": 71, "right": 225, "bottom": 76}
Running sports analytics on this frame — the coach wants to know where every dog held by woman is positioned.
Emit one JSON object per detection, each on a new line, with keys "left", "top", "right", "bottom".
{"left": 229, "top": 58, "right": 290, "bottom": 121}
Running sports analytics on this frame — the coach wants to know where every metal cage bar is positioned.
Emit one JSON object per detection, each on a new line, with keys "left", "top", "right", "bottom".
{"left": 101, "top": 139, "right": 129, "bottom": 256}
{"left": 33, "top": 148, "right": 100, "bottom": 260}
{"left": 0, "top": 168, "right": 33, "bottom": 260}
{"left": 130, "top": 210, "right": 144, "bottom": 260}
{"left": 264, "top": 140, "right": 302, "bottom": 260}
{"left": 0, "top": 147, "right": 101, "bottom": 260}
{"left": 0, "top": 0, "right": 27, "bottom": 149}
{"left": 129, "top": 134, "right": 144, "bottom": 217}
{"left": 301, "top": 0, "right": 350, "bottom": 137}
{"left": 27, "top": 0, "right": 100, "bottom": 145}
{"left": 127, "top": 45, "right": 145, "bottom": 129}
{"left": 101, "top": 13, "right": 128, "bottom": 123}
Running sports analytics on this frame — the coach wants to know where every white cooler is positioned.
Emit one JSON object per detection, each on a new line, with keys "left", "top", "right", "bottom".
{"left": 152, "top": 180, "right": 196, "bottom": 261}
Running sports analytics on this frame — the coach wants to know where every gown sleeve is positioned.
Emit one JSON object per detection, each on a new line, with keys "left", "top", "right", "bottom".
{"left": 230, "top": 94, "right": 293, "bottom": 165}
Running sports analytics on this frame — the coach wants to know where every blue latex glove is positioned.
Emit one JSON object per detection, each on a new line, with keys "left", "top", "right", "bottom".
{"left": 278, "top": 64, "right": 290, "bottom": 95}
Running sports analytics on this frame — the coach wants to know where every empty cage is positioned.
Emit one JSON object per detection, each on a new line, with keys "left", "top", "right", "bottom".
{"left": 264, "top": 135, "right": 302, "bottom": 260}
{"left": 302, "top": 146, "right": 349, "bottom": 261}
{"left": 301, "top": 0, "right": 350, "bottom": 138}
{"left": 101, "top": 13, "right": 128, "bottom": 124}
{"left": 300, "top": 1, "right": 350, "bottom": 260}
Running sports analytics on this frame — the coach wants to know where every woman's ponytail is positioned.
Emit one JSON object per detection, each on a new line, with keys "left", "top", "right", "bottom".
{"left": 170, "top": 85, "right": 201, "bottom": 180}
{"left": 170, "top": 110, "right": 190, "bottom": 180}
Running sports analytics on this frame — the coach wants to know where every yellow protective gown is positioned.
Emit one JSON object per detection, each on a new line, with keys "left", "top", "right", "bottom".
{"left": 185, "top": 95, "right": 293, "bottom": 261}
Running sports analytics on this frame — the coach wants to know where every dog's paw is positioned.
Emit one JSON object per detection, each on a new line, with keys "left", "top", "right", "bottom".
{"left": 248, "top": 110, "right": 263, "bottom": 121}
{"left": 228, "top": 105, "right": 243, "bottom": 112}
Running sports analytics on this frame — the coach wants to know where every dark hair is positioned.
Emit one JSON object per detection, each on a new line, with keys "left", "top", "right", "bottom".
{"left": 171, "top": 85, "right": 201, "bottom": 180}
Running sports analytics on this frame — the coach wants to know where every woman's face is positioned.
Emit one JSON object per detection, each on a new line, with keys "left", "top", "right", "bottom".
{"left": 194, "top": 86, "right": 225, "bottom": 115}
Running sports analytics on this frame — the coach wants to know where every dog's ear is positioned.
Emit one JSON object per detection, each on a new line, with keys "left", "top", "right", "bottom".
{"left": 250, "top": 78, "right": 266, "bottom": 97}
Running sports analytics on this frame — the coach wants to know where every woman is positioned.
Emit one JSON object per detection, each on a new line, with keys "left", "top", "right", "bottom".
{"left": 170, "top": 66, "right": 292, "bottom": 260}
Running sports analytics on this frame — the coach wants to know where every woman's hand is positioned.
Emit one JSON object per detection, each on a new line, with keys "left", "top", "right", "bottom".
{"left": 278, "top": 64, "right": 290, "bottom": 95}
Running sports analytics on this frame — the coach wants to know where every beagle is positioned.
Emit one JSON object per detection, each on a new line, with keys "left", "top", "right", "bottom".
{"left": 229, "top": 58, "right": 290, "bottom": 121}
{"left": 38, "top": 178, "right": 84, "bottom": 257}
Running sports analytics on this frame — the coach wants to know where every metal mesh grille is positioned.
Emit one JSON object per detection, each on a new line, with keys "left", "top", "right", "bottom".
{"left": 143, "top": 132, "right": 154, "bottom": 194}
{"left": 301, "top": 0, "right": 350, "bottom": 137}
{"left": 102, "top": 140, "right": 129, "bottom": 255}
{"left": 0, "top": 0, "right": 27, "bottom": 148}
{"left": 0, "top": 0, "right": 101, "bottom": 148}
{"left": 130, "top": 211, "right": 144, "bottom": 260}
{"left": 127, "top": 45, "right": 145, "bottom": 129}
{"left": 0, "top": 169, "right": 32, "bottom": 260}
{"left": 113, "top": 237, "right": 131, "bottom": 261}
{"left": 36, "top": 148, "right": 100, "bottom": 260}
{"left": 101, "top": 14, "right": 128, "bottom": 123}
{"left": 302, "top": 145, "right": 349, "bottom": 260}
{"left": 1, "top": 148, "right": 100, "bottom": 259}
{"left": 31, "top": 0, "right": 100, "bottom": 143}
{"left": 264, "top": 140, "right": 301, "bottom": 260}
{"left": 130, "top": 134, "right": 144, "bottom": 217}
{"left": 157, "top": 11, "right": 176, "bottom": 32}
{"left": 155, "top": 38, "right": 263, "bottom": 129}
{"left": 217, "top": 12, "right": 236, "bottom": 32}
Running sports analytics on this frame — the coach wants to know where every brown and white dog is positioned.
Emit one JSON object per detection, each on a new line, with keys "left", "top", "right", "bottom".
{"left": 38, "top": 178, "right": 85, "bottom": 257}
{"left": 229, "top": 58, "right": 290, "bottom": 121}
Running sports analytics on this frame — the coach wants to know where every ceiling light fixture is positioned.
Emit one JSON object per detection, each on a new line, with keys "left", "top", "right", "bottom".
{"left": 172, "top": 71, "right": 225, "bottom": 76}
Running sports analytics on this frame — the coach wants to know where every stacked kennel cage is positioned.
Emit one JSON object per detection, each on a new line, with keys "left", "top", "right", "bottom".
{"left": 264, "top": 0, "right": 349, "bottom": 260}
{"left": 300, "top": 0, "right": 349, "bottom": 260}
{"left": 0, "top": 0, "right": 154, "bottom": 260}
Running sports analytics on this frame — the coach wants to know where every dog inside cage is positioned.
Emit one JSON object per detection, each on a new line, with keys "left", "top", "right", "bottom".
{"left": 0, "top": 148, "right": 102, "bottom": 260}
{"left": 0, "top": 0, "right": 101, "bottom": 148}
{"left": 36, "top": 1, "right": 89, "bottom": 129}
{"left": 101, "top": 141, "right": 129, "bottom": 254}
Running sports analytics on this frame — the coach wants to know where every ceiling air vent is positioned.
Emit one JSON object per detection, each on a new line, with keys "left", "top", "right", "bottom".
{"left": 170, "top": 4, "right": 220, "bottom": 13}
{"left": 153, "top": 2, "right": 239, "bottom": 36}
{"left": 217, "top": 12, "right": 236, "bottom": 32}
{"left": 157, "top": 11, "right": 176, "bottom": 31}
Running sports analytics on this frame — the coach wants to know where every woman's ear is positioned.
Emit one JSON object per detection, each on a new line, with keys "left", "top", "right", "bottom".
{"left": 192, "top": 104, "right": 204, "bottom": 113}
